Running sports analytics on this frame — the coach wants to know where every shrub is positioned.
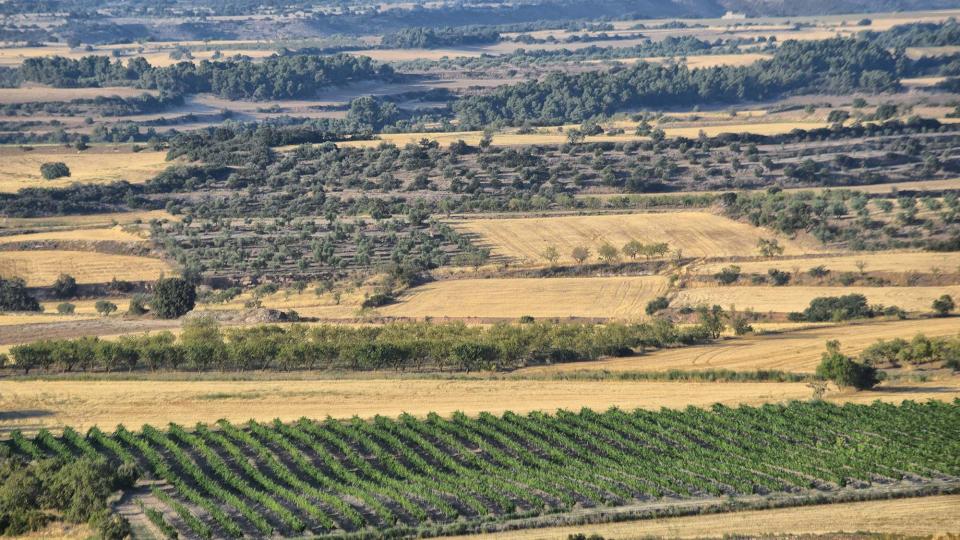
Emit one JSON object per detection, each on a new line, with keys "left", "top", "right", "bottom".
{"left": 808, "top": 265, "right": 830, "bottom": 278}
{"left": 51, "top": 274, "right": 77, "bottom": 299}
{"left": 94, "top": 300, "right": 117, "bottom": 316}
{"left": 767, "top": 268, "right": 791, "bottom": 286}
{"left": 127, "top": 294, "right": 149, "bottom": 315}
{"left": 714, "top": 265, "right": 741, "bottom": 285}
{"left": 151, "top": 277, "right": 196, "bottom": 319}
{"left": 361, "top": 293, "right": 396, "bottom": 309}
{"left": 56, "top": 303, "right": 76, "bottom": 315}
{"left": 39, "top": 162, "right": 70, "bottom": 180}
{"left": 932, "top": 294, "right": 955, "bottom": 316}
{"left": 801, "top": 294, "right": 870, "bottom": 322}
{"left": 645, "top": 296, "right": 670, "bottom": 315}
{"left": 816, "top": 340, "right": 881, "bottom": 390}
{"left": 0, "top": 278, "right": 41, "bottom": 312}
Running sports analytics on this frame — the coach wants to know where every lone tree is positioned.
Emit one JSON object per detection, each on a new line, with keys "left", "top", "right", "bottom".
{"left": 151, "top": 277, "right": 196, "bottom": 319}
{"left": 571, "top": 246, "right": 590, "bottom": 265}
{"left": 597, "top": 243, "right": 619, "bottom": 264}
{"left": 816, "top": 340, "right": 881, "bottom": 390}
{"left": 757, "top": 238, "right": 784, "bottom": 257}
{"left": 932, "top": 294, "right": 955, "bottom": 316}
{"left": 542, "top": 245, "right": 560, "bottom": 266}
{"left": 40, "top": 162, "right": 71, "bottom": 180}
{"left": 52, "top": 273, "right": 77, "bottom": 299}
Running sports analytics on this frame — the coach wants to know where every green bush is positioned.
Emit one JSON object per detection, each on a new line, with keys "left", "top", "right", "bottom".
{"left": 39, "top": 162, "right": 70, "bottom": 180}
{"left": 816, "top": 340, "right": 881, "bottom": 390}
{"left": 151, "top": 277, "right": 196, "bottom": 319}
{"left": 0, "top": 278, "right": 40, "bottom": 312}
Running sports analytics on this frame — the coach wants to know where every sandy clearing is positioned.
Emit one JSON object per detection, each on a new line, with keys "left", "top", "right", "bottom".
{"left": 378, "top": 276, "right": 670, "bottom": 319}
{"left": 452, "top": 212, "right": 815, "bottom": 264}
{"left": 521, "top": 317, "right": 960, "bottom": 374}
{"left": 0, "top": 377, "right": 956, "bottom": 434}
{"left": 440, "top": 495, "right": 960, "bottom": 539}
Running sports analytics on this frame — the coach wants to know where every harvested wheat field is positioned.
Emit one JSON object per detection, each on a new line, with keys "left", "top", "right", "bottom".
{"left": 453, "top": 212, "right": 813, "bottom": 264}
{"left": 0, "top": 226, "right": 146, "bottom": 245}
{"left": 442, "top": 495, "right": 960, "bottom": 540}
{"left": 0, "top": 210, "right": 177, "bottom": 232}
{"left": 674, "top": 285, "right": 960, "bottom": 313}
{"left": 0, "top": 150, "right": 169, "bottom": 192}
{"left": 380, "top": 276, "right": 669, "bottom": 319}
{"left": 1, "top": 377, "right": 957, "bottom": 434}
{"left": 0, "top": 85, "right": 155, "bottom": 104}
{"left": 693, "top": 251, "right": 960, "bottom": 275}
{"left": 523, "top": 317, "right": 960, "bottom": 374}
{"left": 0, "top": 250, "right": 173, "bottom": 286}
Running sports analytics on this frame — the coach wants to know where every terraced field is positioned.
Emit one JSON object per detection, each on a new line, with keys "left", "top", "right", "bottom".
{"left": 380, "top": 276, "right": 670, "bottom": 319}
{"left": 7, "top": 401, "right": 958, "bottom": 539}
{"left": 452, "top": 212, "right": 813, "bottom": 265}
{"left": 673, "top": 285, "right": 960, "bottom": 313}
{"left": 0, "top": 250, "right": 173, "bottom": 286}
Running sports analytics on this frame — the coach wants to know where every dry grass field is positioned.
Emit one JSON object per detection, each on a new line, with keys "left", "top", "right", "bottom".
{"left": 0, "top": 85, "right": 155, "bottom": 104}
{"left": 442, "top": 495, "right": 960, "bottom": 539}
{"left": 0, "top": 210, "right": 177, "bottom": 232}
{"left": 452, "top": 212, "right": 815, "bottom": 264}
{"left": 673, "top": 285, "right": 960, "bottom": 313}
{"left": 0, "top": 226, "right": 146, "bottom": 244}
{"left": 522, "top": 317, "right": 960, "bottom": 374}
{"left": 0, "top": 250, "right": 173, "bottom": 286}
{"left": 0, "top": 148, "right": 170, "bottom": 192}
{"left": 1, "top": 377, "right": 956, "bottom": 434}
{"left": 693, "top": 251, "right": 960, "bottom": 275}
{"left": 379, "top": 276, "right": 670, "bottom": 319}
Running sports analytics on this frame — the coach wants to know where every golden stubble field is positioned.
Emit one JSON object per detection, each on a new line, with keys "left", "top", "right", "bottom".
{"left": 453, "top": 211, "right": 815, "bottom": 264}
{"left": 0, "top": 210, "right": 177, "bottom": 232}
{"left": 0, "top": 250, "right": 173, "bottom": 286}
{"left": 0, "top": 226, "right": 146, "bottom": 245}
{"left": 521, "top": 317, "right": 960, "bottom": 374}
{"left": 378, "top": 275, "right": 670, "bottom": 319}
{"left": 1, "top": 377, "right": 957, "bottom": 435}
{"left": 692, "top": 251, "right": 960, "bottom": 275}
{"left": 441, "top": 495, "right": 960, "bottom": 539}
{"left": 673, "top": 285, "right": 960, "bottom": 313}
{"left": 0, "top": 147, "right": 170, "bottom": 193}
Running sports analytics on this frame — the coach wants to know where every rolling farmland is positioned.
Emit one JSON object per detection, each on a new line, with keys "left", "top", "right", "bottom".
{"left": 692, "top": 251, "right": 960, "bottom": 276}
{"left": 0, "top": 148, "right": 170, "bottom": 192}
{"left": 7, "top": 401, "right": 959, "bottom": 539}
{"left": 452, "top": 212, "right": 813, "bottom": 264}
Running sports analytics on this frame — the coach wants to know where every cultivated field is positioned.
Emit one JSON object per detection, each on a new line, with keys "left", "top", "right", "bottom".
{"left": 380, "top": 276, "right": 670, "bottom": 319}
{"left": 446, "top": 495, "right": 960, "bottom": 539}
{"left": 673, "top": 285, "right": 960, "bottom": 313}
{"left": 0, "top": 209, "right": 177, "bottom": 232}
{"left": 0, "top": 226, "right": 146, "bottom": 244}
{"left": 0, "top": 148, "right": 170, "bottom": 192}
{"left": 453, "top": 212, "right": 814, "bottom": 264}
{"left": 0, "top": 250, "right": 173, "bottom": 286}
{"left": 522, "top": 317, "right": 960, "bottom": 374}
{"left": 0, "top": 85, "right": 156, "bottom": 104}
{"left": 692, "top": 251, "right": 960, "bottom": 275}
{"left": 1, "top": 377, "right": 957, "bottom": 434}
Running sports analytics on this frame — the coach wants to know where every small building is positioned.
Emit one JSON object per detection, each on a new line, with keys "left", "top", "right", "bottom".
{"left": 721, "top": 11, "right": 748, "bottom": 20}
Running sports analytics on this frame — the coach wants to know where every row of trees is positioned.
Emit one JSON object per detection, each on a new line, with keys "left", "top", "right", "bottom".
{"left": 8, "top": 318, "right": 712, "bottom": 374}
{"left": 0, "top": 276, "right": 194, "bottom": 319}
{"left": 542, "top": 241, "right": 670, "bottom": 265}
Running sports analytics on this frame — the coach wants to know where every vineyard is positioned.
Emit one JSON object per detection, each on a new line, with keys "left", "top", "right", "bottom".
{"left": 6, "top": 400, "right": 960, "bottom": 539}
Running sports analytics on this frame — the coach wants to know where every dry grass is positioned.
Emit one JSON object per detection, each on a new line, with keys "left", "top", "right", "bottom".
{"left": 693, "top": 251, "right": 960, "bottom": 275}
{"left": 521, "top": 317, "right": 960, "bottom": 374}
{"left": 599, "top": 53, "right": 772, "bottom": 68}
{"left": 673, "top": 285, "right": 960, "bottom": 313}
{"left": 336, "top": 121, "right": 829, "bottom": 148}
{"left": 1, "top": 377, "right": 956, "bottom": 434}
{"left": 379, "top": 276, "right": 669, "bottom": 319}
{"left": 452, "top": 212, "right": 815, "bottom": 264}
{"left": 0, "top": 250, "right": 173, "bottom": 286}
{"left": 0, "top": 226, "right": 146, "bottom": 244}
{"left": 0, "top": 149, "right": 169, "bottom": 193}
{"left": 441, "top": 495, "right": 960, "bottom": 539}
{"left": 0, "top": 85, "right": 155, "bottom": 104}
{"left": 6, "top": 521, "right": 93, "bottom": 540}
{"left": 0, "top": 210, "right": 177, "bottom": 232}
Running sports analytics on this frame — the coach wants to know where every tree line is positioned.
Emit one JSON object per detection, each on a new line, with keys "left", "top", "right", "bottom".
{"left": 7, "top": 318, "right": 712, "bottom": 374}
{"left": 18, "top": 54, "right": 395, "bottom": 100}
